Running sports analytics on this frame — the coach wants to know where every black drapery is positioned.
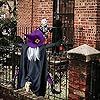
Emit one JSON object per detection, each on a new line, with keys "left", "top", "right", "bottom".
{"left": 17, "top": 44, "right": 48, "bottom": 96}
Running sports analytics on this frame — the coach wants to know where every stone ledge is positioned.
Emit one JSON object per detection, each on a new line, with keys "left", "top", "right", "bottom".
{"left": 0, "top": 84, "right": 48, "bottom": 100}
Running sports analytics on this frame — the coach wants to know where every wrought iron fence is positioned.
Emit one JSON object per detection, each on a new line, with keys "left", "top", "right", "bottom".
{"left": 0, "top": 26, "right": 71, "bottom": 100}
{"left": 1, "top": 27, "right": 100, "bottom": 100}
{"left": 46, "top": 51, "right": 69, "bottom": 100}
{"left": 0, "top": 50, "right": 69, "bottom": 100}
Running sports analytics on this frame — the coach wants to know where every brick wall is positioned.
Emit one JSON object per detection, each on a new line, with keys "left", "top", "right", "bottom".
{"left": 74, "top": 0, "right": 100, "bottom": 49}
{"left": 17, "top": 0, "right": 53, "bottom": 37}
{"left": 17, "top": 0, "right": 32, "bottom": 28}
{"left": 17, "top": 0, "right": 100, "bottom": 49}
{"left": 32, "top": 0, "right": 53, "bottom": 28}
{"left": 68, "top": 60, "right": 88, "bottom": 100}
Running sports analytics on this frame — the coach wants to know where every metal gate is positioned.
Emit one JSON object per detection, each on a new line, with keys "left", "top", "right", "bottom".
{"left": 53, "top": 0, "right": 74, "bottom": 48}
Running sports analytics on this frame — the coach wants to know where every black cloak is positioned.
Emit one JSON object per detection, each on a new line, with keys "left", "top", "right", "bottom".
{"left": 17, "top": 44, "right": 48, "bottom": 96}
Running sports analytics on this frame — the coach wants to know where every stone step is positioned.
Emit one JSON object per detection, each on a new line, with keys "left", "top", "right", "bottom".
{"left": 0, "top": 84, "right": 48, "bottom": 100}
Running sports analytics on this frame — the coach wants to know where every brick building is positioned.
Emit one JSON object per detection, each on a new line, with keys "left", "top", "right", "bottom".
{"left": 17, "top": 0, "right": 100, "bottom": 50}
{"left": 17, "top": 0, "right": 100, "bottom": 99}
{"left": 17, "top": 0, "right": 74, "bottom": 45}
{"left": 74, "top": 0, "right": 100, "bottom": 49}
{"left": 17, "top": 0, "right": 53, "bottom": 38}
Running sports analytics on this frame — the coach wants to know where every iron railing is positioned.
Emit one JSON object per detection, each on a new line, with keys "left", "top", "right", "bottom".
{"left": 0, "top": 26, "right": 71, "bottom": 100}
{"left": 0, "top": 27, "right": 100, "bottom": 100}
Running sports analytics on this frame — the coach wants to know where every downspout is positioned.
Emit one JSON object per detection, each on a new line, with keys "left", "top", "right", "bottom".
{"left": 31, "top": 0, "right": 34, "bottom": 32}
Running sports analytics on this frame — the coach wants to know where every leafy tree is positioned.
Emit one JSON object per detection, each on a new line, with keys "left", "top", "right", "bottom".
{"left": 0, "top": 0, "right": 23, "bottom": 46}
{"left": 0, "top": 0, "right": 17, "bottom": 31}
{"left": 0, "top": 0, "right": 17, "bottom": 17}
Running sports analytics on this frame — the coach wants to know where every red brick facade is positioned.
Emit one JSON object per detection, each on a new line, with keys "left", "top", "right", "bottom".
{"left": 68, "top": 60, "right": 88, "bottom": 100}
{"left": 17, "top": 0, "right": 53, "bottom": 34}
{"left": 17, "top": 0, "right": 100, "bottom": 49}
{"left": 17, "top": 0, "right": 32, "bottom": 28}
{"left": 74, "top": 0, "right": 100, "bottom": 49}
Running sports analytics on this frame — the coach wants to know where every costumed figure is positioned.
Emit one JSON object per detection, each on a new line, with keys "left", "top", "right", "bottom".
{"left": 17, "top": 28, "right": 48, "bottom": 97}
{"left": 17, "top": 18, "right": 61, "bottom": 98}
{"left": 39, "top": 18, "right": 49, "bottom": 37}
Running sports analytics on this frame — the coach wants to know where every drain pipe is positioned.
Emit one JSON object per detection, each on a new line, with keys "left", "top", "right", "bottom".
{"left": 31, "top": 0, "right": 34, "bottom": 32}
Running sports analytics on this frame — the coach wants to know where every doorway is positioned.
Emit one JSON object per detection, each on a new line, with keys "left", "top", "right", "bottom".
{"left": 53, "top": 0, "right": 74, "bottom": 47}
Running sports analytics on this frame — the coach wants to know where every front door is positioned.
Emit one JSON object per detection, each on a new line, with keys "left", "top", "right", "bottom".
{"left": 53, "top": 0, "right": 74, "bottom": 48}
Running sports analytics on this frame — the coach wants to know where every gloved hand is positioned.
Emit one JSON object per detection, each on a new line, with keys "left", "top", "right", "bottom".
{"left": 24, "top": 81, "right": 31, "bottom": 92}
